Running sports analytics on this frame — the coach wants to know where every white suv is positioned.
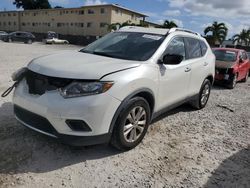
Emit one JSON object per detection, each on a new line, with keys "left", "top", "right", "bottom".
{"left": 12, "top": 27, "right": 215, "bottom": 150}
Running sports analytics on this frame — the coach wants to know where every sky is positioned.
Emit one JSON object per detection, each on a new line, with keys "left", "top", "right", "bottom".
{"left": 1, "top": 0, "right": 250, "bottom": 38}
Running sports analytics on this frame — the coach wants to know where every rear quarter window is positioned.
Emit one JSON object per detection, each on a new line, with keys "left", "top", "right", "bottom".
{"left": 200, "top": 40, "right": 208, "bottom": 56}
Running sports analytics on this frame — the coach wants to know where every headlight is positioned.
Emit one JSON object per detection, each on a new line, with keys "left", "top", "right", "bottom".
{"left": 59, "top": 81, "right": 114, "bottom": 98}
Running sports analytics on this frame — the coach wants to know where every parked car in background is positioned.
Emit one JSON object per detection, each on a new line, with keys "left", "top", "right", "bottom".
{"left": 2, "top": 31, "right": 35, "bottom": 44}
{"left": 247, "top": 52, "right": 250, "bottom": 74}
{"left": 0, "top": 31, "right": 8, "bottom": 40}
{"left": 213, "top": 48, "right": 249, "bottom": 89}
{"left": 43, "top": 31, "right": 69, "bottom": 44}
{"left": 12, "top": 27, "right": 215, "bottom": 150}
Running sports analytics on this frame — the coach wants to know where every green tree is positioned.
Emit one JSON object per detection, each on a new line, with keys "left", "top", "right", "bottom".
{"left": 160, "top": 20, "right": 178, "bottom": 29}
{"left": 233, "top": 29, "right": 250, "bottom": 46}
{"left": 13, "top": 0, "right": 51, "bottom": 10}
{"left": 204, "top": 21, "right": 228, "bottom": 45}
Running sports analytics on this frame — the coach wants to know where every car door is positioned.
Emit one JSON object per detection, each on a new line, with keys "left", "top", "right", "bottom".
{"left": 238, "top": 51, "right": 249, "bottom": 79}
{"left": 20, "top": 33, "right": 27, "bottom": 42}
{"left": 157, "top": 37, "right": 191, "bottom": 110}
{"left": 184, "top": 37, "right": 208, "bottom": 96}
{"left": 13, "top": 32, "right": 22, "bottom": 42}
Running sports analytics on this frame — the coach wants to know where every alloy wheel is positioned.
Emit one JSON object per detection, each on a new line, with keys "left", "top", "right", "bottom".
{"left": 123, "top": 106, "right": 147, "bottom": 143}
{"left": 201, "top": 84, "right": 210, "bottom": 106}
{"left": 232, "top": 75, "right": 237, "bottom": 88}
{"left": 245, "top": 72, "right": 249, "bottom": 81}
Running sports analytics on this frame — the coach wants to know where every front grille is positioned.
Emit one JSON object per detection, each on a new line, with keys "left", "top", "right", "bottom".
{"left": 215, "top": 68, "right": 233, "bottom": 75}
{"left": 14, "top": 105, "right": 57, "bottom": 135}
{"left": 25, "top": 70, "right": 72, "bottom": 95}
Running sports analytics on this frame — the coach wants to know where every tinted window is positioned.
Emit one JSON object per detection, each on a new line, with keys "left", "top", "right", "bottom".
{"left": 185, "top": 38, "right": 202, "bottom": 59}
{"left": 213, "top": 50, "right": 237, "bottom": 62}
{"left": 81, "top": 32, "right": 165, "bottom": 61}
{"left": 200, "top": 40, "right": 208, "bottom": 56}
{"left": 164, "top": 37, "right": 186, "bottom": 60}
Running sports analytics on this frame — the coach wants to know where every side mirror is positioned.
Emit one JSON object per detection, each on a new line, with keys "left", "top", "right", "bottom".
{"left": 162, "top": 54, "right": 183, "bottom": 65}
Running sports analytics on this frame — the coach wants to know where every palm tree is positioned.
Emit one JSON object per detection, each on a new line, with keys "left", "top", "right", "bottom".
{"left": 160, "top": 20, "right": 178, "bottom": 29}
{"left": 233, "top": 29, "right": 250, "bottom": 46}
{"left": 204, "top": 21, "right": 228, "bottom": 45}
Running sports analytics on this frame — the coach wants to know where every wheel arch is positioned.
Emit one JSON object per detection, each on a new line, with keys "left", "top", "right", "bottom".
{"left": 206, "top": 75, "right": 214, "bottom": 85}
{"left": 108, "top": 88, "right": 155, "bottom": 134}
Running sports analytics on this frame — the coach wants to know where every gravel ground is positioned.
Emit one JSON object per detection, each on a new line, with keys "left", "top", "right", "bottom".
{"left": 0, "top": 41, "right": 250, "bottom": 188}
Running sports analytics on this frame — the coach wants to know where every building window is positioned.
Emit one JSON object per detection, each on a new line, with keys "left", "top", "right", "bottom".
{"left": 66, "top": 11, "right": 69, "bottom": 14}
{"left": 100, "top": 8, "right": 105, "bottom": 14}
{"left": 79, "top": 10, "right": 84, "bottom": 15}
{"left": 22, "top": 22, "right": 26, "bottom": 26}
{"left": 115, "top": 9, "right": 119, "bottom": 14}
{"left": 100, "top": 22, "right": 107, "bottom": 28}
{"left": 80, "top": 23, "right": 84, "bottom": 27}
{"left": 88, "top": 9, "right": 94, "bottom": 14}
{"left": 13, "top": 13, "right": 16, "bottom": 16}
{"left": 8, "top": 13, "right": 11, "bottom": 16}
{"left": 57, "top": 23, "right": 62, "bottom": 27}
{"left": 87, "top": 22, "right": 92, "bottom": 28}
{"left": 131, "top": 14, "right": 135, "bottom": 20}
{"left": 8, "top": 22, "right": 11, "bottom": 26}
{"left": 71, "top": 23, "right": 73, "bottom": 26}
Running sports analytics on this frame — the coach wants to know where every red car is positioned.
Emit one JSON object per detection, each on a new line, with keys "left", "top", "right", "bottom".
{"left": 213, "top": 48, "right": 249, "bottom": 89}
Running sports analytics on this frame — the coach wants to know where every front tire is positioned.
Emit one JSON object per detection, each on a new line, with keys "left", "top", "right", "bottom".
{"left": 110, "top": 97, "right": 151, "bottom": 151}
{"left": 190, "top": 79, "right": 211, "bottom": 110}
{"left": 228, "top": 74, "right": 237, "bottom": 89}
{"left": 242, "top": 71, "right": 249, "bottom": 82}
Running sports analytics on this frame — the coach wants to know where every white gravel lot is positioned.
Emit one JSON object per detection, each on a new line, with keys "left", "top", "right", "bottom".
{"left": 0, "top": 41, "right": 250, "bottom": 188}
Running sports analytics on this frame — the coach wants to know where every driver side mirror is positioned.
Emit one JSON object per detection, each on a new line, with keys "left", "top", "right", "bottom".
{"left": 161, "top": 54, "right": 184, "bottom": 65}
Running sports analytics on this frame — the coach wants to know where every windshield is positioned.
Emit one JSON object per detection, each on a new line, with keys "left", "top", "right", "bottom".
{"left": 80, "top": 32, "right": 165, "bottom": 61}
{"left": 213, "top": 50, "right": 237, "bottom": 62}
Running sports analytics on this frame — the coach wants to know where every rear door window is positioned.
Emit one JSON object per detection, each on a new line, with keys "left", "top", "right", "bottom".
{"left": 185, "top": 38, "right": 202, "bottom": 59}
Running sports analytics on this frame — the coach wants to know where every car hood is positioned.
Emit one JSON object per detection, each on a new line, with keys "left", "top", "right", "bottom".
{"left": 28, "top": 51, "right": 141, "bottom": 79}
{"left": 215, "top": 60, "right": 237, "bottom": 69}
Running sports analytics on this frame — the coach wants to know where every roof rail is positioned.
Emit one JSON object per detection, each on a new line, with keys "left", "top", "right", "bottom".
{"left": 168, "top": 28, "right": 201, "bottom": 36}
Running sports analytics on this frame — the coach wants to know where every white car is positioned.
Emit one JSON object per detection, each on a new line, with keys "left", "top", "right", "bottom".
{"left": 44, "top": 38, "right": 69, "bottom": 44}
{"left": 12, "top": 27, "right": 215, "bottom": 150}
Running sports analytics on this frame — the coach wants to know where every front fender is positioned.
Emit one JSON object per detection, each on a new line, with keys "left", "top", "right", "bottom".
{"left": 101, "top": 64, "right": 159, "bottom": 103}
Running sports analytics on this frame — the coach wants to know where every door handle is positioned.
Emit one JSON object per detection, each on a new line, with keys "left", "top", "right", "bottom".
{"left": 204, "top": 62, "right": 208, "bottom": 66}
{"left": 185, "top": 67, "right": 191, "bottom": 72}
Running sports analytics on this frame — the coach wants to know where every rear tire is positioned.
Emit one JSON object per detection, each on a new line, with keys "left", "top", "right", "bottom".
{"left": 8, "top": 38, "right": 12, "bottom": 43}
{"left": 190, "top": 79, "right": 211, "bottom": 110}
{"left": 27, "top": 39, "right": 32, "bottom": 44}
{"left": 110, "top": 97, "right": 151, "bottom": 151}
